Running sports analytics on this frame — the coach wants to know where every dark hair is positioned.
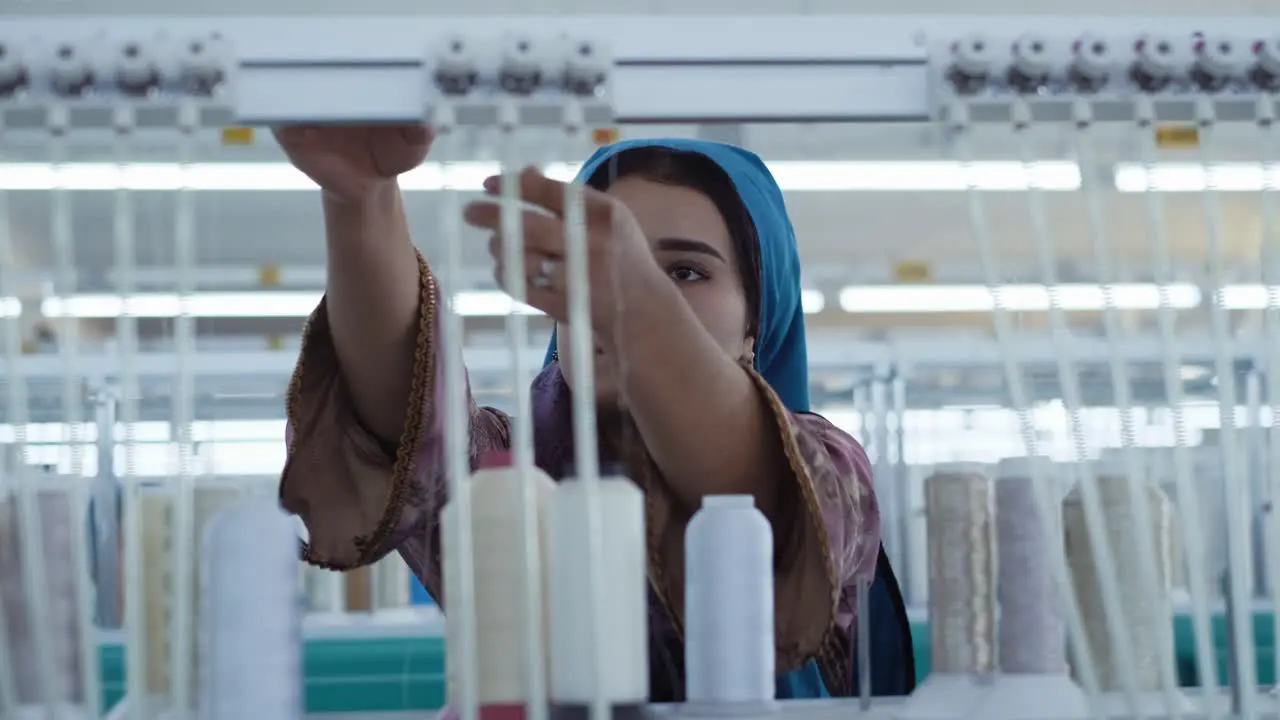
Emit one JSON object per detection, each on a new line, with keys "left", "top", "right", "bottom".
{"left": 585, "top": 147, "right": 762, "bottom": 339}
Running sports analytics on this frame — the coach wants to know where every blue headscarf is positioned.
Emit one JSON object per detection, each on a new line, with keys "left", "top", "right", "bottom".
{"left": 541, "top": 138, "right": 811, "bottom": 412}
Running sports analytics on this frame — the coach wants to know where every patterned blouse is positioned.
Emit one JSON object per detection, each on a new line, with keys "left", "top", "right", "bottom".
{"left": 280, "top": 253, "right": 882, "bottom": 700}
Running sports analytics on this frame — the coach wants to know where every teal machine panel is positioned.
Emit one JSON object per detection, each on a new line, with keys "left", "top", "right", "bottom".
{"left": 96, "top": 612, "right": 1275, "bottom": 714}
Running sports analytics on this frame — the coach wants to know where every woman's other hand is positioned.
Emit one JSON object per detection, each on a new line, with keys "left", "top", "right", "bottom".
{"left": 460, "top": 167, "right": 664, "bottom": 343}
{"left": 273, "top": 125, "right": 434, "bottom": 203}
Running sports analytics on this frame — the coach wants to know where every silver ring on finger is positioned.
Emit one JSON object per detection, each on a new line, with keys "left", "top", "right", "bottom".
{"left": 530, "top": 257, "right": 559, "bottom": 289}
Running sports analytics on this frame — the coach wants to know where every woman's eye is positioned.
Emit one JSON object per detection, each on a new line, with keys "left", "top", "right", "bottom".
{"left": 670, "top": 266, "right": 707, "bottom": 282}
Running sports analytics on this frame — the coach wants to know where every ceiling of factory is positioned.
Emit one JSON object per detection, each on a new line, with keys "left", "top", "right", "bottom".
{"left": 4, "top": 0, "right": 1272, "bottom": 16}
{"left": 0, "top": 8, "right": 1274, "bottom": 414}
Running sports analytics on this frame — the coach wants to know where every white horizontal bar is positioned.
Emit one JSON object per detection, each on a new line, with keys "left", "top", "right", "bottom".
{"left": 0, "top": 283, "right": 1268, "bottom": 321}
{"left": 0, "top": 160, "right": 1082, "bottom": 192}
{"left": 1, "top": 15, "right": 1276, "bottom": 126}
{"left": 9, "top": 160, "right": 1278, "bottom": 193}
{"left": 39, "top": 290, "right": 543, "bottom": 318}
{"left": 0, "top": 334, "right": 1263, "bottom": 382}
{"left": 1115, "top": 163, "right": 1280, "bottom": 192}
{"left": 834, "top": 334, "right": 1269, "bottom": 370}
{"left": 33, "top": 289, "right": 824, "bottom": 317}
{"left": 22, "top": 284, "right": 1279, "bottom": 319}
{"left": 0, "top": 347, "right": 544, "bottom": 379}
{"left": 840, "top": 283, "right": 1202, "bottom": 313}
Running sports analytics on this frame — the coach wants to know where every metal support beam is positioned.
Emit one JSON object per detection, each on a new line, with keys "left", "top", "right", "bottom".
{"left": 1, "top": 16, "right": 1278, "bottom": 129}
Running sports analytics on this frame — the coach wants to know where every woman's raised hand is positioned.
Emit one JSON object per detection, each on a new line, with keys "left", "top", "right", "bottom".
{"left": 461, "top": 167, "right": 664, "bottom": 345}
{"left": 273, "top": 125, "right": 434, "bottom": 202}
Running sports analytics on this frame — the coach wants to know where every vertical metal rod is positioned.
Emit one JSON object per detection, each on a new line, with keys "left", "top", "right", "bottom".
{"left": 856, "top": 575, "right": 872, "bottom": 711}
{"left": 891, "top": 370, "right": 910, "bottom": 597}
{"left": 90, "top": 386, "right": 121, "bottom": 629}
{"left": 1223, "top": 570, "right": 1242, "bottom": 716}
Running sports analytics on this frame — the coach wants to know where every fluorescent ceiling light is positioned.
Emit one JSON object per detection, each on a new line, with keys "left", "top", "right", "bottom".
{"left": 0, "top": 160, "right": 1081, "bottom": 192}
{"left": 18, "top": 284, "right": 1280, "bottom": 319}
{"left": 838, "top": 283, "right": 1202, "bottom": 313}
{"left": 1215, "top": 284, "right": 1280, "bottom": 310}
{"left": 41, "top": 291, "right": 540, "bottom": 319}
{"left": 1114, "top": 163, "right": 1280, "bottom": 193}
{"left": 800, "top": 289, "right": 825, "bottom": 314}
{"left": 41, "top": 288, "right": 828, "bottom": 319}
{"left": 762, "top": 161, "right": 1080, "bottom": 192}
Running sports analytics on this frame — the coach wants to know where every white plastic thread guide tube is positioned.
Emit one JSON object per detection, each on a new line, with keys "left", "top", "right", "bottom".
{"left": 1075, "top": 92, "right": 1220, "bottom": 718}
{"left": 0, "top": 111, "right": 65, "bottom": 715}
{"left": 0, "top": 158, "right": 16, "bottom": 720}
{"left": 944, "top": 97, "right": 1105, "bottom": 714}
{"left": 1009, "top": 92, "right": 1159, "bottom": 720}
{"left": 684, "top": 494, "right": 774, "bottom": 706}
{"left": 113, "top": 112, "right": 152, "bottom": 720}
{"left": 434, "top": 100, "right": 480, "bottom": 720}
{"left": 547, "top": 477, "right": 647, "bottom": 720}
{"left": 995, "top": 457, "right": 1066, "bottom": 675}
{"left": 47, "top": 119, "right": 102, "bottom": 718}
{"left": 201, "top": 498, "right": 303, "bottom": 720}
{"left": 169, "top": 105, "right": 201, "bottom": 719}
{"left": 443, "top": 466, "right": 557, "bottom": 720}
{"left": 1192, "top": 95, "right": 1260, "bottom": 717}
{"left": 1064, "top": 470, "right": 1180, "bottom": 703}
{"left": 496, "top": 62, "right": 548, "bottom": 720}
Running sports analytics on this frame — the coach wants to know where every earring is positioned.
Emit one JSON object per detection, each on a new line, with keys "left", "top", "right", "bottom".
{"left": 552, "top": 350, "right": 560, "bottom": 363}
{"left": 741, "top": 350, "right": 755, "bottom": 365}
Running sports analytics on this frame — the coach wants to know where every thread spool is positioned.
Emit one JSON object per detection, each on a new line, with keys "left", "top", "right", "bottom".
{"left": 186, "top": 487, "right": 244, "bottom": 706}
{"left": 957, "top": 458, "right": 1090, "bottom": 720}
{"left": 897, "top": 464, "right": 994, "bottom": 720}
{"left": 684, "top": 494, "right": 774, "bottom": 706}
{"left": 547, "top": 477, "right": 647, "bottom": 719}
{"left": 200, "top": 498, "right": 303, "bottom": 720}
{"left": 139, "top": 489, "right": 172, "bottom": 699}
{"left": 135, "top": 484, "right": 242, "bottom": 706}
{"left": 344, "top": 566, "right": 374, "bottom": 612}
{"left": 924, "top": 465, "right": 996, "bottom": 676}
{"left": 443, "top": 466, "right": 556, "bottom": 720}
{"left": 0, "top": 481, "right": 84, "bottom": 710}
{"left": 372, "top": 555, "right": 412, "bottom": 610}
{"left": 302, "top": 566, "right": 341, "bottom": 613}
{"left": 995, "top": 456, "right": 1066, "bottom": 674}
{"left": 1063, "top": 470, "right": 1177, "bottom": 695}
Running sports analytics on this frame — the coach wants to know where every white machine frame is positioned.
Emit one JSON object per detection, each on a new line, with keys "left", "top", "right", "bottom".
{"left": 4, "top": 12, "right": 1280, "bottom": 720}
{"left": 0, "top": 15, "right": 1276, "bottom": 126}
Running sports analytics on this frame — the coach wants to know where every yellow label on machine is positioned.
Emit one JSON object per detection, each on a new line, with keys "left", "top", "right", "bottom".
{"left": 894, "top": 261, "right": 932, "bottom": 283}
{"left": 1154, "top": 125, "right": 1200, "bottom": 149}
{"left": 592, "top": 127, "right": 620, "bottom": 146}
{"left": 267, "top": 335, "right": 285, "bottom": 351}
{"left": 221, "top": 127, "right": 256, "bottom": 146}
{"left": 257, "top": 265, "right": 282, "bottom": 287}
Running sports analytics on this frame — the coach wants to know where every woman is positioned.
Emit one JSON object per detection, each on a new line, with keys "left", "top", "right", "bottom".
{"left": 274, "top": 126, "right": 914, "bottom": 700}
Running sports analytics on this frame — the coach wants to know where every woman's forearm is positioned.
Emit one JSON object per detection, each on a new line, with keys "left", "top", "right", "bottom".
{"left": 322, "top": 182, "right": 423, "bottom": 444}
{"left": 616, "top": 277, "right": 785, "bottom": 515}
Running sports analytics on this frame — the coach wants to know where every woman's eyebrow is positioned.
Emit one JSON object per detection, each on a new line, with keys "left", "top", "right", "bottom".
{"left": 654, "top": 237, "right": 726, "bottom": 262}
